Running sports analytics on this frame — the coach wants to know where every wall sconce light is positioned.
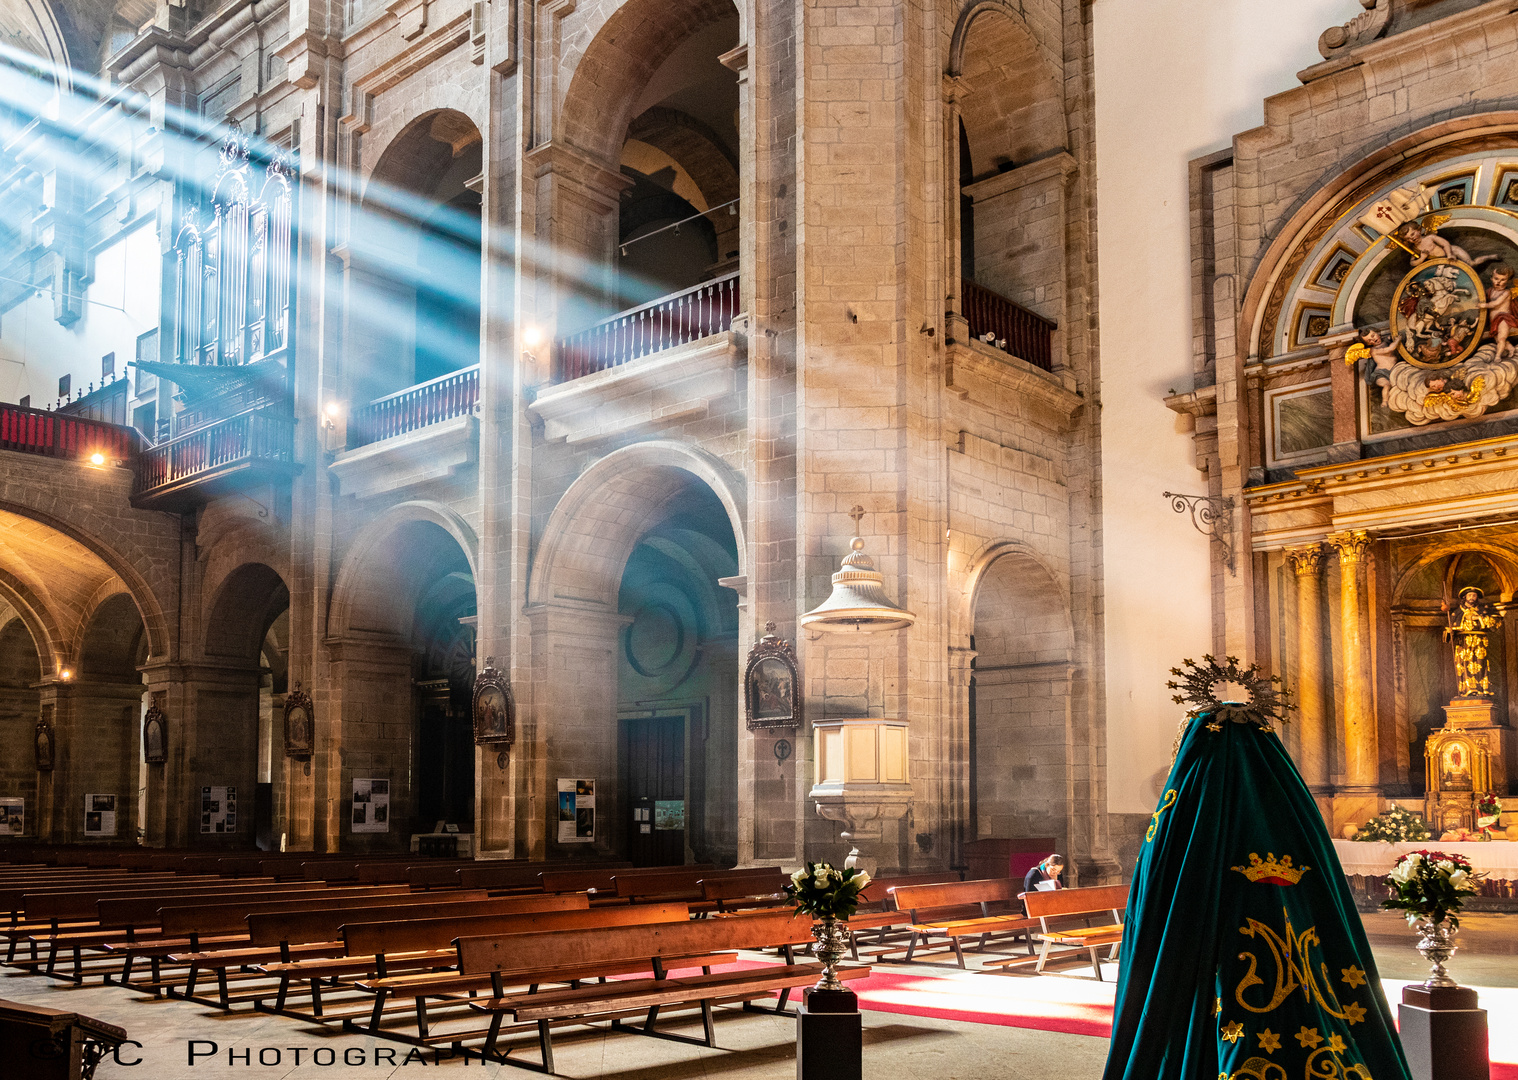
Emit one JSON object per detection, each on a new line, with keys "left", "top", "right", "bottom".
{"left": 522, "top": 325, "right": 543, "bottom": 349}
{"left": 59, "top": 669, "right": 73, "bottom": 681}
{"left": 89, "top": 452, "right": 106, "bottom": 466}
{"left": 320, "top": 401, "right": 345, "bottom": 453}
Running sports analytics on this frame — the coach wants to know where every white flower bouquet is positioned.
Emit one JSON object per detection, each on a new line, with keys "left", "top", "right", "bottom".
{"left": 1353, "top": 805, "right": 1431, "bottom": 842}
{"left": 1383, "top": 850, "right": 1481, "bottom": 927}
{"left": 785, "top": 861, "right": 871, "bottom": 920}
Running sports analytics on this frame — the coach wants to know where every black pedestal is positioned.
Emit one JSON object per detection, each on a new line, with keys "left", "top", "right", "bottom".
{"left": 1398, "top": 985, "right": 1489, "bottom": 1080}
{"left": 797, "top": 988, "right": 861, "bottom": 1080}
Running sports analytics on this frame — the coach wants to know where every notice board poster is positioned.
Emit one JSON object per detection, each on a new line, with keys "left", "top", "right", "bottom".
{"left": 352, "top": 778, "right": 390, "bottom": 833}
{"left": 201, "top": 786, "right": 236, "bottom": 833}
{"left": 556, "top": 778, "right": 595, "bottom": 843}
{"left": 85, "top": 793, "right": 117, "bottom": 836}
{"left": 0, "top": 798, "right": 23, "bottom": 835}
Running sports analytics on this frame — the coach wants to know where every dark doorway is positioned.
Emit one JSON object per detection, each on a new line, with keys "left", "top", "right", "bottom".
{"left": 621, "top": 716, "right": 686, "bottom": 866}
{"left": 416, "top": 680, "right": 475, "bottom": 828}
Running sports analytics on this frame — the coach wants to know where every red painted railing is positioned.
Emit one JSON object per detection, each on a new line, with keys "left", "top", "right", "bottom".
{"left": 346, "top": 365, "right": 479, "bottom": 450}
{"left": 961, "top": 278, "right": 1056, "bottom": 372}
{"left": 0, "top": 402, "right": 140, "bottom": 462}
{"left": 133, "top": 408, "right": 294, "bottom": 497}
{"left": 554, "top": 273, "right": 740, "bottom": 383}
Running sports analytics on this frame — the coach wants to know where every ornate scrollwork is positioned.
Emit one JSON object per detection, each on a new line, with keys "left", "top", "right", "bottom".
{"left": 283, "top": 680, "right": 314, "bottom": 760}
{"left": 1167, "top": 654, "right": 1294, "bottom": 730}
{"left": 472, "top": 657, "right": 515, "bottom": 747}
{"left": 1162, "top": 491, "right": 1236, "bottom": 573}
{"left": 745, "top": 623, "right": 801, "bottom": 731}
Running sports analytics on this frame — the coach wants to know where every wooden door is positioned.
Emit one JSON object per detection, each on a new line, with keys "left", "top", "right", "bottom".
{"left": 621, "top": 716, "right": 686, "bottom": 866}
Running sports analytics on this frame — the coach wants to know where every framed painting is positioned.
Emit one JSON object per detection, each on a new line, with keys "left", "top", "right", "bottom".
{"left": 745, "top": 623, "right": 801, "bottom": 731}
{"left": 142, "top": 696, "right": 167, "bottom": 764}
{"left": 284, "top": 680, "right": 314, "bottom": 759}
{"left": 34, "top": 717, "right": 54, "bottom": 772}
{"left": 472, "top": 657, "right": 515, "bottom": 747}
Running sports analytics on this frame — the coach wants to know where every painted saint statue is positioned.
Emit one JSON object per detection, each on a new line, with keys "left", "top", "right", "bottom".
{"left": 1444, "top": 586, "right": 1501, "bottom": 698}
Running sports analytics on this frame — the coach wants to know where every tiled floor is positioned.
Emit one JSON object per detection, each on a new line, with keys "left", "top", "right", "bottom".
{"left": 1, "top": 910, "right": 1510, "bottom": 1079}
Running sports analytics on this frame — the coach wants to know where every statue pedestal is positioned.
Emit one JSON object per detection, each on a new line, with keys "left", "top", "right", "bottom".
{"left": 1443, "top": 699, "right": 1497, "bottom": 728}
{"left": 1398, "top": 984, "right": 1489, "bottom": 1080}
{"left": 797, "top": 989, "right": 862, "bottom": 1080}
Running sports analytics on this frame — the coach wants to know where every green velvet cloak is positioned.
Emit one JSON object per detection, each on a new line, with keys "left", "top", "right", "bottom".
{"left": 1102, "top": 710, "right": 1411, "bottom": 1080}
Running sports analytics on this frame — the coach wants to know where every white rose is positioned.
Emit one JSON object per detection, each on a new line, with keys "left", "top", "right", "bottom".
{"left": 791, "top": 869, "right": 807, "bottom": 884}
{"left": 854, "top": 870, "right": 872, "bottom": 888}
{"left": 1449, "top": 869, "right": 1468, "bottom": 887}
{"left": 1389, "top": 862, "right": 1411, "bottom": 885}
{"left": 1438, "top": 860, "right": 1454, "bottom": 872}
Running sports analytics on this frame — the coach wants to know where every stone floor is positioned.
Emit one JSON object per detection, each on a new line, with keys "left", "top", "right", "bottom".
{"left": 0, "top": 911, "right": 1510, "bottom": 1079}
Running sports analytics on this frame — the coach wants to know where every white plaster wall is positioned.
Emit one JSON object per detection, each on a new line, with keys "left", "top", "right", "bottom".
{"left": 0, "top": 221, "right": 159, "bottom": 407}
{"left": 1093, "top": 0, "right": 1343, "bottom": 814}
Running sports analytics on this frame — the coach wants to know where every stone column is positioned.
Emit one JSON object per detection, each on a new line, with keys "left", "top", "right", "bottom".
{"left": 1329, "top": 530, "right": 1378, "bottom": 822}
{"left": 1285, "top": 544, "right": 1330, "bottom": 791}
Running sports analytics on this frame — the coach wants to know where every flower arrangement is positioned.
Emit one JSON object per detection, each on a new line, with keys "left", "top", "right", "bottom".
{"left": 786, "top": 862, "right": 871, "bottom": 921}
{"left": 1353, "top": 805, "right": 1432, "bottom": 842}
{"left": 1477, "top": 793, "right": 1503, "bottom": 830}
{"left": 1383, "top": 850, "right": 1481, "bottom": 927}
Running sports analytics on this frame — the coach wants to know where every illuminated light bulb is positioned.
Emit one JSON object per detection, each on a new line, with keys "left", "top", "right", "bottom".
{"left": 522, "top": 326, "right": 543, "bottom": 348}
{"left": 89, "top": 452, "right": 105, "bottom": 466}
{"left": 59, "top": 669, "right": 72, "bottom": 681}
{"left": 323, "top": 400, "right": 341, "bottom": 418}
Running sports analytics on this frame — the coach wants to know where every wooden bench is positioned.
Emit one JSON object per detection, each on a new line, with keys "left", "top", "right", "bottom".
{"left": 452, "top": 861, "right": 632, "bottom": 894}
{"left": 1012, "top": 884, "right": 1128, "bottom": 980}
{"left": 890, "top": 878, "right": 1039, "bottom": 967}
{"left": 538, "top": 865, "right": 715, "bottom": 901}
{"left": 612, "top": 866, "right": 780, "bottom": 905}
{"left": 456, "top": 909, "right": 868, "bottom": 1073}
{"left": 336, "top": 901, "right": 700, "bottom": 1042}
{"left": 841, "top": 872, "right": 960, "bottom": 960}
{"left": 696, "top": 870, "right": 791, "bottom": 913}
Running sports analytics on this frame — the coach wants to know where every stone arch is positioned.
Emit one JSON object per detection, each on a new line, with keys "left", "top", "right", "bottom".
{"left": 529, "top": 441, "right": 747, "bottom": 611}
{"left": 79, "top": 592, "right": 146, "bottom": 680}
{"left": 1392, "top": 541, "right": 1518, "bottom": 605}
{"left": 0, "top": 572, "right": 62, "bottom": 674}
{"left": 365, "top": 109, "right": 484, "bottom": 201}
{"left": 329, "top": 502, "right": 481, "bottom": 642}
{"left": 1242, "top": 111, "right": 1518, "bottom": 360}
{"left": 948, "top": 0, "right": 1066, "bottom": 175}
{"left": 204, "top": 564, "right": 290, "bottom": 663}
{"left": 557, "top": 0, "right": 741, "bottom": 167}
{"left": 0, "top": 499, "right": 170, "bottom": 662}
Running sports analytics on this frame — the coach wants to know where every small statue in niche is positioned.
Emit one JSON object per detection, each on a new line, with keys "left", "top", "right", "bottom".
{"left": 1444, "top": 586, "right": 1502, "bottom": 698}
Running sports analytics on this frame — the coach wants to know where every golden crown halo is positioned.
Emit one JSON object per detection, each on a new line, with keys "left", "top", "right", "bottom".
{"left": 1232, "top": 852, "right": 1309, "bottom": 886}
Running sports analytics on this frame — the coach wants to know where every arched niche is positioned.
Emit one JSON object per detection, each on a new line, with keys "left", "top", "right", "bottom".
{"left": 967, "top": 547, "right": 1074, "bottom": 851}
{"left": 349, "top": 110, "right": 484, "bottom": 403}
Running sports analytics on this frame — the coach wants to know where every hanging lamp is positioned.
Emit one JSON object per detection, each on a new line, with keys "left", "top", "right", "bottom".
{"left": 799, "top": 506, "right": 916, "bottom": 633}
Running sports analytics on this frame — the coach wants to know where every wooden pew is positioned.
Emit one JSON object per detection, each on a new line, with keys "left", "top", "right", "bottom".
{"left": 841, "top": 872, "right": 960, "bottom": 960}
{"left": 613, "top": 866, "right": 780, "bottom": 905}
{"left": 447, "top": 861, "right": 633, "bottom": 894}
{"left": 891, "top": 878, "right": 1040, "bottom": 967}
{"left": 243, "top": 894, "right": 604, "bottom": 1026}
{"left": 336, "top": 901, "right": 701, "bottom": 1042}
{"left": 1, "top": 875, "right": 228, "bottom": 961}
{"left": 1004, "top": 884, "right": 1128, "bottom": 980}
{"left": 456, "top": 910, "right": 869, "bottom": 1072}
{"left": 696, "top": 871, "right": 790, "bottom": 914}
{"left": 104, "top": 885, "right": 417, "bottom": 992}
{"left": 538, "top": 865, "right": 715, "bottom": 900}
{"left": 163, "top": 893, "right": 518, "bottom": 1009}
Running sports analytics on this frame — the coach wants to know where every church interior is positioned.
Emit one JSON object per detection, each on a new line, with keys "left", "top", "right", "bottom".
{"left": 1, "top": 0, "right": 1517, "bottom": 1076}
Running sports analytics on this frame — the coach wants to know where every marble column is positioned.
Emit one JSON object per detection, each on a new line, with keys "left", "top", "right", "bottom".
{"left": 1329, "top": 529, "right": 1377, "bottom": 791}
{"left": 1285, "top": 544, "right": 1330, "bottom": 791}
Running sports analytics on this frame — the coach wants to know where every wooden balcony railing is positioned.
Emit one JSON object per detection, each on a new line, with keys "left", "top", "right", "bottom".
{"left": 0, "top": 402, "right": 140, "bottom": 462}
{"left": 960, "top": 278, "right": 1056, "bottom": 372}
{"left": 133, "top": 408, "right": 294, "bottom": 499}
{"left": 346, "top": 365, "right": 479, "bottom": 450}
{"left": 553, "top": 272, "right": 739, "bottom": 383}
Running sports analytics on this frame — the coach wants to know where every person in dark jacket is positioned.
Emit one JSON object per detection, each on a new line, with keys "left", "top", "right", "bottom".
{"left": 1022, "top": 854, "right": 1063, "bottom": 893}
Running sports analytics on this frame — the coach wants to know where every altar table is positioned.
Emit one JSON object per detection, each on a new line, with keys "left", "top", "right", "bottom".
{"left": 1332, "top": 839, "right": 1518, "bottom": 880}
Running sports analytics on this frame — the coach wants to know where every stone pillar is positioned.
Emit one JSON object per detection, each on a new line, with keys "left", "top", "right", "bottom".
{"left": 1329, "top": 529, "right": 1378, "bottom": 828}
{"left": 37, "top": 677, "right": 144, "bottom": 844}
{"left": 1285, "top": 544, "right": 1330, "bottom": 792}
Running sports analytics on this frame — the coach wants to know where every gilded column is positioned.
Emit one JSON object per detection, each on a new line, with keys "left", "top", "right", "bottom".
{"left": 1285, "top": 544, "right": 1330, "bottom": 790}
{"left": 1329, "top": 530, "right": 1377, "bottom": 788}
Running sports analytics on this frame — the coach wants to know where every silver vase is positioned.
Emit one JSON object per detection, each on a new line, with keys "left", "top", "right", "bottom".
{"left": 810, "top": 916, "right": 852, "bottom": 992}
{"left": 1413, "top": 919, "right": 1459, "bottom": 988}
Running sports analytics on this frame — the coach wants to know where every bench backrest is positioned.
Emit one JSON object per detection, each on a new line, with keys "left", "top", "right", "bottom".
{"left": 245, "top": 895, "right": 564, "bottom": 947}
{"left": 19, "top": 879, "right": 286, "bottom": 922}
{"left": 155, "top": 886, "right": 423, "bottom": 936}
{"left": 356, "top": 860, "right": 474, "bottom": 884}
{"left": 456, "top": 861, "right": 633, "bottom": 892}
{"left": 1021, "top": 884, "right": 1129, "bottom": 922}
{"left": 539, "top": 864, "right": 715, "bottom": 896}
{"left": 860, "top": 872, "right": 961, "bottom": 908}
{"left": 340, "top": 896, "right": 678, "bottom": 957}
{"left": 698, "top": 870, "right": 789, "bottom": 902}
{"left": 612, "top": 866, "right": 778, "bottom": 900}
{"left": 457, "top": 909, "right": 807, "bottom": 976}
{"left": 890, "top": 878, "right": 1017, "bottom": 915}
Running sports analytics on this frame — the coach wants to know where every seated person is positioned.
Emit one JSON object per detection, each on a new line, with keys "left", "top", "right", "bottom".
{"left": 1023, "top": 854, "right": 1064, "bottom": 893}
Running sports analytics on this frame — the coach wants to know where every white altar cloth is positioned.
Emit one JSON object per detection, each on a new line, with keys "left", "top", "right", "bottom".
{"left": 1332, "top": 839, "right": 1518, "bottom": 879}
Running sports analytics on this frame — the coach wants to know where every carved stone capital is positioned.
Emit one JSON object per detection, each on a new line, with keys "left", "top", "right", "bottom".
{"left": 1285, "top": 543, "right": 1327, "bottom": 578}
{"left": 1328, "top": 529, "right": 1374, "bottom": 565}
